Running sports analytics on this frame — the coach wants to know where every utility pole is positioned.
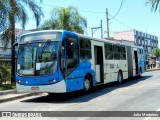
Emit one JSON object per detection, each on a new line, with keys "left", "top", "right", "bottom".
{"left": 106, "top": 8, "right": 109, "bottom": 39}
{"left": 91, "top": 20, "right": 103, "bottom": 39}
{"left": 101, "top": 20, "right": 103, "bottom": 39}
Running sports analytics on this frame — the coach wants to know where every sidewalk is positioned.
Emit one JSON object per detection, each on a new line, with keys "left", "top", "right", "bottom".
{"left": 0, "top": 89, "right": 41, "bottom": 103}
{"left": 146, "top": 68, "right": 160, "bottom": 72}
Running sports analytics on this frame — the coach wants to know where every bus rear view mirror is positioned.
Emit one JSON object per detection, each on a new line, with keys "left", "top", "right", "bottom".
{"left": 13, "top": 42, "right": 18, "bottom": 49}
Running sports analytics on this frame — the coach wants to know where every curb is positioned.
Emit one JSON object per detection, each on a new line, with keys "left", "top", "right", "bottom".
{"left": 0, "top": 89, "right": 17, "bottom": 95}
{"left": 0, "top": 93, "right": 41, "bottom": 104}
{"left": 146, "top": 68, "right": 160, "bottom": 72}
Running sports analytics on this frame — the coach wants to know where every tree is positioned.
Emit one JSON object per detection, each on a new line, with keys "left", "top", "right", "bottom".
{"left": 153, "top": 48, "right": 160, "bottom": 58}
{"left": 147, "top": 0, "right": 160, "bottom": 11}
{"left": 0, "top": 0, "right": 43, "bottom": 83}
{"left": 0, "top": 0, "right": 9, "bottom": 33}
{"left": 41, "top": 6, "right": 87, "bottom": 34}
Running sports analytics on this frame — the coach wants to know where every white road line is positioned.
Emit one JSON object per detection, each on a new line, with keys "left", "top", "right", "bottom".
{"left": 143, "top": 108, "right": 160, "bottom": 120}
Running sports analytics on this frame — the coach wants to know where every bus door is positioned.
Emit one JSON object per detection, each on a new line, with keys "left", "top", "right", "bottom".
{"left": 60, "top": 34, "right": 80, "bottom": 91}
{"left": 127, "top": 46, "right": 133, "bottom": 78}
{"left": 94, "top": 45, "right": 104, "bottom": 84}
{"left": 133, "top": 48, "right": 139, "bottom": 75}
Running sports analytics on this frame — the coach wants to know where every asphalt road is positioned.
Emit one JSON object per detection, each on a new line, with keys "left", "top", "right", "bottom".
{"left": 0, "top": 70, "right": 160, "bottom": 120}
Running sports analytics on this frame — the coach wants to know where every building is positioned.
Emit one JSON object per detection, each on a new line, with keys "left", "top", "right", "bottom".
{"left": 0, "top": 38, "right": 11, "bottom": 58}
{"left": 0, "top": 28, "right": 36, "bottom": 64}
{"left": 114, "top": 30, "right": 159, "bottom": 56}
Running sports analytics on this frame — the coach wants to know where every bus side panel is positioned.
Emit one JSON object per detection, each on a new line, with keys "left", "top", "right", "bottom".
{"left": 66, "top": 60, "right": 95, "bottom": 92}
{"left": 120, "top": 60, "right": 128, "bottom": 80}
{"left": 104, "top": 59, "right": 114, "bottom": 84}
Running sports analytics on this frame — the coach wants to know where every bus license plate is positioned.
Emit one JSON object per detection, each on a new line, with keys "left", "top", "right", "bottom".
{"left": 31, "top": 87, "right": 39, "bottom": 90}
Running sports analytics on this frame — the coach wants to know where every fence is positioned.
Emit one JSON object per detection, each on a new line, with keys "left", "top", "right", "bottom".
{"left": 0, "top": 58, "right": 11, "bottom": 66}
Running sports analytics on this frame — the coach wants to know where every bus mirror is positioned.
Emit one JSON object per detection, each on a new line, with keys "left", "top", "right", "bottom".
{"left": 13, "top": 42, "right": 18, "bottom": 49}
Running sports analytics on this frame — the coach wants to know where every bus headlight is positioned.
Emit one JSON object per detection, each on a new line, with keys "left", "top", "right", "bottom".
{"left": 26, "top": 81, "right": 28, "bottom": 84}
{"left": 49, "top": 79, "right": 57, "bottom": 83}
{"left": 17, "top": 80, "right": 22, "bottom": 84}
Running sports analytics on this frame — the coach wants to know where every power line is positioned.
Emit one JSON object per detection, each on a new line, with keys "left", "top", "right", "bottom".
{"left": 109, "top": 14, "right": 133, "bottom": 29}
{"left": 37, "top": 2, "right": 106, "bottom": 14}
{"left": 38, "top": 1, "right": 132, "bottom": 29}
{"left": 36, "top": 1, "right": 139, "bottom": 35}
{"left": 77, "top": 9, "right": 105, "bottom": 14}
{"left": 109, "top": 0, "right": 126, "bottom": 20}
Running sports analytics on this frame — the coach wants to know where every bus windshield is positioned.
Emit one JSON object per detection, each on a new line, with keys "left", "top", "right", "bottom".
{"left": 17, "top": 42, "right": 58, "bottom": 76}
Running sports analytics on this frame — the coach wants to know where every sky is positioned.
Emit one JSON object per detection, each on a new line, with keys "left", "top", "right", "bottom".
{"left": 15, "top": 0, "right": 160, "bottom": 40}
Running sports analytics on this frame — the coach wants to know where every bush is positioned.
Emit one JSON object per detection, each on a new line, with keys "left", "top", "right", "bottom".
{"left": 0, "top": 82, "right": 16, "bottom": 91}
{"left": 0, "top": 65, "right": 11, "bottom": 84}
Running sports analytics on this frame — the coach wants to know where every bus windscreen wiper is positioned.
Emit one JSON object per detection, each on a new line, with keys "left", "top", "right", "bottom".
{"left": 42, "top": 40, "right": 51, "bottom": 52}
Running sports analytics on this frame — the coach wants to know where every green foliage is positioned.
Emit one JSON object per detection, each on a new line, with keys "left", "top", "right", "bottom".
{"left": 147, "top": 0, "right": 160, "bottom": 12}
{"left": 153, "top": 48, "right": 160, "bottom": 58}
{"left": 0, "top": 65, "right": 11, "bottom": 84}
{"left": 0, "top": 0, "right": 44, "bottom": 47}
{"left": 0, "top": 82, "right": 16, "bottom": 91}
{"left": 40, "top": 6, "right": 87, "bottom": 34}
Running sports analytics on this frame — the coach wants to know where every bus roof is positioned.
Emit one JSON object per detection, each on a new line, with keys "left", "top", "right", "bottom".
{"left": 20, "top": 30, "right": 65, "bottom": 37}
{"left": 77, "top": 33, "right": 134, "bottom": 47}
{"left": 19, "top": 30, "right": 144, "bottom": 49}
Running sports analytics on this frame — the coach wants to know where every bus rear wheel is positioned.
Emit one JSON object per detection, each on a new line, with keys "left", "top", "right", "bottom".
{"left": 117, "top": 71, "right": 123, "bottom": 84}
{"left": 83, "top": 77, "right": 92, "bottom": 93}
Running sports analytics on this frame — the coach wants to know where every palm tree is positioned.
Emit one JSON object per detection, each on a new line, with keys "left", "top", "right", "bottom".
{"left": 0, "top": 0, "right": 9, "bottom": 33}
{"left": 41, "top": 6, "right": 87, "bottom": 34}
{"left": 147, "top": 0, "right": 160, "bottom": 11}
{"left": 0, "top": 0, "right": 43, "bottom": 83}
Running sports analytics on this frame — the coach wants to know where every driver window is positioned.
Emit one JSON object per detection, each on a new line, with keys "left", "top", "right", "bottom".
{"left": 60, "top": 41, "right": 65, "bottom": 77}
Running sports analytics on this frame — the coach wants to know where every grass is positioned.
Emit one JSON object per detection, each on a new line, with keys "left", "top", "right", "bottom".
{"left": 0, "top": 82, "right": 16, "bottom": 91}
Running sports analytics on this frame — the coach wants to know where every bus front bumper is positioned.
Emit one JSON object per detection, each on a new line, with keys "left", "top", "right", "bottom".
{"left": 16, "top": 80, "right": 66, "bottom": 93}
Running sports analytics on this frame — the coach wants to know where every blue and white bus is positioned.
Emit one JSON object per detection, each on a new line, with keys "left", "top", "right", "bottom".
{"left": 16, "top": 30, "right": 146, "bottom": 93}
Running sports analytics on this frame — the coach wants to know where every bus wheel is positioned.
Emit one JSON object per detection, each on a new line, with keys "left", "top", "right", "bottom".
{"left": 117, "top": 71, "right": 123, "bottom": 84}
{"left": 83, "top": 77, "right": 92, "bottom": 93}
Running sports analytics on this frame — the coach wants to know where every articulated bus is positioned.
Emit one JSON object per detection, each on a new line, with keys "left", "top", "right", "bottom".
{"left": 16, "top": 30, "right": 146, "bottom": 93}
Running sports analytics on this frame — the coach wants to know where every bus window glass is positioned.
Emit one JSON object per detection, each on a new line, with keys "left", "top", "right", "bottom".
{"left": 60, "top": 41, "right": 66, "bottom": 78}
{"left": 113, "top": 45, "right": 120, "bottom": 60}
{"left": 113, "top": 45, "right": 120, "bottom": 52}
{"left": 17, "top": 42, "right": 58, "bottom": 76}
{"left": 105, "top": 43, "right": 113, "bottom": 60}
{"left": 105, "top": 44, "right": 112, "bottom": 51}
{"left": 66, "top": 36, "right": 79, "bottom": 75}
{"left": 36, "top": 42, "right": 58, "bottom": 75}
{"left": 80, "top": 38, "right": 91, "bottom": 59}
{"left": 120, "top": 46, "right": 126, "bottom": 60}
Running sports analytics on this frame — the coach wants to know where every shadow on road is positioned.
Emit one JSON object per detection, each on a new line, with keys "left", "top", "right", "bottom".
{"left": 21, "top": 75, "right": 152, "bottom": 103}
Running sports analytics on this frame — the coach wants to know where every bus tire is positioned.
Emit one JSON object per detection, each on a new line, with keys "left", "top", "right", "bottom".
{"left": 117, "top": 71, "right": 123, "bottom": 84}
{"left": 83, "top": 77, "right": 92, "bottom": 93}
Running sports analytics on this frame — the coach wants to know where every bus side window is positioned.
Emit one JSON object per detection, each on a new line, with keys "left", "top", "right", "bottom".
{"left": 120, "top": 46, "right": 126, "bottom": 60}
{"left": 80, "top": 38, "right": 91, "bottom": 59}
{"left": 113, "top": 45, "right": 120, "bottom": 60}
{"left": 105, "top": 43, "right": 113, "bottom": 60}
